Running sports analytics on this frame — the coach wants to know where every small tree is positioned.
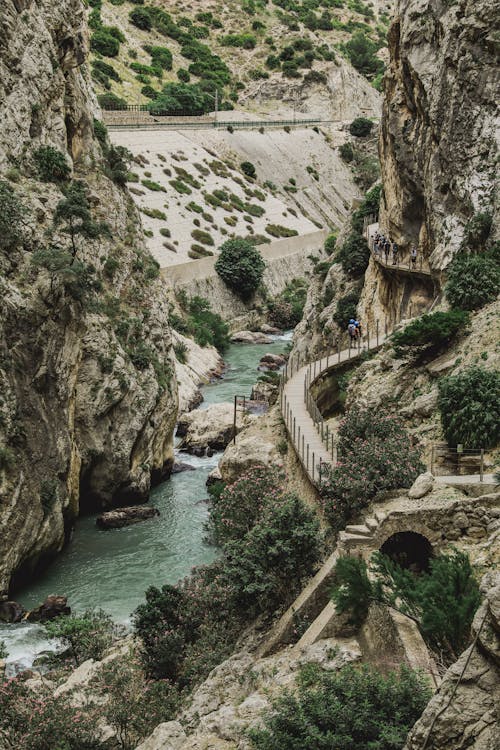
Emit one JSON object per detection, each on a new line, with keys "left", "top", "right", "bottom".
{"left": 215, "top": 238, "right": 265, "bottom": 299}
{"left": 0, "top": 180, "right": 27, "bottom": 250}
{"left": 33, "top": 145, "right": 70, "bottom": 182}
{"left": 349, "top": 117, "right": 374, "bottom": 137}
{"left": 241, "top": 161, "right": 256, "bottom": 178}
{"left": 44, "top": 609, "right": 122, "bottom": 665}
{"left": 54, "top": 180, "right": 111, "bottom": 262}
{"left": 438, "top": 366, "right": 500, "bottom": 448}
{"left": 392, "top": 309, "right": 470, "bottom": 350}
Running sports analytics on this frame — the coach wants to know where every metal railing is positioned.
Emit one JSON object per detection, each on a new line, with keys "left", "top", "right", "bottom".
{"left": 431, "top": 444, "right": 487, "bottom": 480}
{"left": 278, "top": 319, "right": 394, "bottom": 488}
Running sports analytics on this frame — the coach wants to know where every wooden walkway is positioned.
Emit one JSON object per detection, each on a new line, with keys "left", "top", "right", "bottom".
{"left": 280, "top": 230, "right": 490, "bottom": 489}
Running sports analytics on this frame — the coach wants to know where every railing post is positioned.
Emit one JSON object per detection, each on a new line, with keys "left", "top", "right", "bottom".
{"left": 307, "top": 444, "right": 309, "bottom": 470}
{"left": 293, "top": 417, "right": 296, "bottom": 444}
{"left": 298, "top": 425, "right": 301, "bottom": 449}
{"left": 302, "top": 434, "right": 305, "bottom": 461}
{"left": 367, "top": 327, "right": 370, "bottom": 350}
{"left": 480, "top": 449, "right": 484, "bottom": 482}
{"left": 348, "top": 341, "right": 351, "bottom": 359}
{"left": 312, "top": 452, "right": 315, "bottom": 481}
{"left": 233, "top": 394, "right": 238, "bottom": 444}
{"left": 376, "top": 319, "right": 379, "bottom": 347}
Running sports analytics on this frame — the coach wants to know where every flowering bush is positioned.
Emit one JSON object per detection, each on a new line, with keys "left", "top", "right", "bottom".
{"left": 206, "top": 466, "right": 286, "bottom": 544}
{"left": 0, "top": 676, "right": 100, "bottom": 749}
{"left": 320, "top": 407, "right": 423, "bottom": 530}
{"left": 135, "top": 468, "right": 322, "bottom": 686}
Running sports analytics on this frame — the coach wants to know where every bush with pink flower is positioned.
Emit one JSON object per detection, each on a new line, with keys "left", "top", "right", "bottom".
{"left": 320, "top": 407, "right": 423, "bottom": 530}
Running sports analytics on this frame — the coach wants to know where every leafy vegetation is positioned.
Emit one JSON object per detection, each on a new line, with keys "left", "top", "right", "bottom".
{"left": 44, "top": 609, "right": 122, "bottom": 666}
{"left": 33, "top": 145, "right": 70, "bottom": 182}
{"left": 268, "top": 278, "right": 308, "bottom": 328}
{"left": 334, "top": 291, "right": 360, "bottom": 328}
{"left": 321, "top": 407, "right": 423, "bottom": 530}
{"left": 173, "top": 295, "right": 230, "bottom": 351}
{"left": 445, "top": 251, "right": 499, "bottom": 311}
{"left": 0, "top": 180, "right": 27, "bottom": 250}
{"left": 333, "top": 549, "right": 481, "bottom": 662}
{"left": 337, "top": 184, "right": 381, "bottom": 277}
{"left": 341, "top": 30, "right": 384, "bottom": 78}
{"left": 134, "top": 468, "right": 321, "bottom": 686}
{"left": 392, "top": 309, "right": 470, "bottom": 351}
{"left": 249, "top": 662, "right": 430, "bottom": 750}
{"left": 438, "top": 366, "right": 500, "bottom": 448}
{"left": 349, "top": 116, "right": 373, "bottom": 137}
{"left": 215, "top": 238, "right": 265, "bottom": 299}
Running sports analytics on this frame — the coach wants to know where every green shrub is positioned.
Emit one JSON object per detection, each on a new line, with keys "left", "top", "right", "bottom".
{"left": 392, "top": 309, "right": 469, "bottom": 350}
{"left": 268, "top": 278, "right": 308, "bottom": 328}
{"left": 141, "top": 178, "right": 165, "bottom": 192}
{"left": 349, "top": 116, "right": 373, "bottom": 137}
{"left": 33, "top": 145, "right": 70, "bottom": 182}
{"left": 438, "top": 366, "right": 500, "bottom": 448}
{"left": 145, "top": 44, "right": 173, "bottom": 70}
{"left": 336, "top": 231, "right": 369, "bottom": 277}
{"left": 324, "top": 233, "right": 336, "bottom": 254}
{"left": 149, "top": 82, "right": 213, "bottom": 116}
{"left": 173, "top": 341, "right": 188, "bottom": 363}
{"left": 90, "top": 29, "right": 120, "bottom": 57}
{"left": 321, "top": 407, "right": 424, "bottom": 530}
{"left": 142, "top": 207, "right": 167, "bottom": 220}
{"left": 44, "top": 609, "right": 121, "bottom": 666}
{"left": 241, "top": 161, "right": 256, "bottom": 178}
{"left": 463, "top": 211, "right": 492, "bottom": 250}
{"left": 342, "top": 31, "right": 384, "bottom": 78}
{"left": 333, "top": 548, "right": 481, "bottom": 662}
{"left": 0, "top": 181, "right": 26, "bottom": 250}
{"left": 220, "top": 33, "right": 257, "bottom": 49}
{"left": 265, "top": 224, "right": 299, "bottom": 238}
{"left": 177, "top": 67, "right": 190, "bottom": 82}
{"left": 185, "top": 295, "right": 230, "bottom": 351}
{"left": 334, "top": 291, "right": 360, "bottom": 328}
{"left": 169, "top": 178, "right": 191, "bottom": 195}
{"left": 98, "top": 92, "right": 127, "bottom": 109}
{"left": 445, "top": 252, "right": 500, "bottom": 310}
{"left": 339, "top": 141, "right": 354, "bottom": 162}
{"left": 303, "top": 70, "right": 327, "bottom": 85}
{"left": 249, "top": 663, "right": 430, "bottom": 750}
{"left": 129, "top": 6, "right": 152, "bottom": 29}
{"left": 215, "top": 238, "right": 265, "bottom": 300}
{"left": 92, "top": 59, "right": 121, "bottom": 82}
{"left": 134, "top": 480, "right": 321, "bottom": 685}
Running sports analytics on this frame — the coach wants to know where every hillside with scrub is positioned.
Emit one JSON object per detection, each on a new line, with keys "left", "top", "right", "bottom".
{"left": 88, "top": 0, "right": 391, "bottom": 114}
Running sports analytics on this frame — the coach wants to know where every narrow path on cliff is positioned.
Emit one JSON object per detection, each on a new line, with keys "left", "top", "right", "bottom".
{"left": 280, "top": 225, "right": 493, "bottom": 489}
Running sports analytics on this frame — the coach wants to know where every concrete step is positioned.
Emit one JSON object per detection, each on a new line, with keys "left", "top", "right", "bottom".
{"left": 339, "top": 531, "right": 374, "bottom": 546}
{"left": 294, "top": 600, "right": 338, "bottom": 650}
{"left": 345, "top": 524, "right": 372, "bottom": 537}
{"left": 365, "top": 517, "right": 379, "bottom": 531}
{"left": 374, "top": 510, "right": 388, "bottom": 523}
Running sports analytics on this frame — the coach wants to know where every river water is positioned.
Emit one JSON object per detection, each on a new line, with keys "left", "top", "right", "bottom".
{"left": 0, "top": 335, "right": 291, "bottom": 673}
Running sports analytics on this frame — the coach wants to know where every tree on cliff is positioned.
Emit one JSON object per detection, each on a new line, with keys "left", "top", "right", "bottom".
{"left": 54, "top": 180, "right": 111, "bottom": 263}
{"left": 215, "top": 238, "right": 265, "bottom": 300}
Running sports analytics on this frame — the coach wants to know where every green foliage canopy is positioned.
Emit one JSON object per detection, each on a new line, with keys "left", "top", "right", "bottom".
{"left": 215, "top": 238, "right": 265, "bottom": 299}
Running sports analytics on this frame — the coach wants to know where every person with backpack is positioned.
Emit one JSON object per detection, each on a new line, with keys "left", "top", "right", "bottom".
{"left": 355, "top": 319, "right": 362, "bottom": 339}
{"left": 384, "top": 238, "right": 390, "bottom": 263}
{"left": 410, "top": 245, "right": 417, "bottom": 268}
{"left": 348, "top": 319, "right": 358, "bottom": 343}
{"left": 392, "top": 241, "right": 399, "bottom": 265}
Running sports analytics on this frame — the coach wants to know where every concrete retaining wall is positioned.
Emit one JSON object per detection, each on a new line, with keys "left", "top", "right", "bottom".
{"left": 163, "top": 230, "right": 328, "bottom": 324}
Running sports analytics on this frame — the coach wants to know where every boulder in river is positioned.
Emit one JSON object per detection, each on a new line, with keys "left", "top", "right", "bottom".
{"left": 171, "top": 461, "right": 196, "bottom": 474}
{"left": 96, "top": 506, "right": 160, "bottom": 530}
{"left": 260, "top": 324, "right": 282, "bottom": 334}
{"left": 0, "top": 600, "right": 25, "bottom": 623}
{"left": 258, "top": 353, "right": 286, "bottom": 371}
{"left": 231, "top": 330, "right": 272, "bottom": 344}
{"left": 176, "top": 402, "right": 255, "bottom": 454}
{"left": 25, "top": 595, "right": 71, "bottom": 622}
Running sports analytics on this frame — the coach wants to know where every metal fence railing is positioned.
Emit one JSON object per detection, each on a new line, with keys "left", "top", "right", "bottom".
{"left": 431, "top": 444, "right": 487, "bottom": 479}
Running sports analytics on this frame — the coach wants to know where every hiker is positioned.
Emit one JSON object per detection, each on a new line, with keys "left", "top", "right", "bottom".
{"left": 355, "top": 319, "right": 362, "bottom": 338}
{"left": 392, "top": 241, "right": 399, "bottom": 265}
{"left": 384, "top": 238, "right": 390, "bottom": 262}
{"left": 410, "top": 245, "right": 417, "bottom": 268}
{"left": 348, "top": 319, "right": 358, "bottom": 343}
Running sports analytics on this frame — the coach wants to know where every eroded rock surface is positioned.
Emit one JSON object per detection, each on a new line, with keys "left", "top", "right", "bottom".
{"left": 177, "top": 403, "right": 255, "bottom": 454}
{"left": 0, "top": 0, "right": 177, "bottom": 593}
{"left": 96, "top": 506, "right": 159, "bottom": 530}
{"left": 404, "top": 572, "right": 500, "bottom": 750}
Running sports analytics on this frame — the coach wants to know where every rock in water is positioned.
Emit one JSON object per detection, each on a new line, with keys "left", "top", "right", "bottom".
{"left": 231, "top": 330, "right": 273, "bottom": 344}
{"left": 0, "top": 600, "right": 25, "bottom": 623}
{"left": 96, "top": 506, "right": 160, "bottom": 530}
{"left": 176, "top": 402, "right": 255, "bottom": 453}
{"left": 25, "top": 595, "right": 71, "bottom": 622}
{"left": 258, "top": 352, "right": 286, "bottom": 370}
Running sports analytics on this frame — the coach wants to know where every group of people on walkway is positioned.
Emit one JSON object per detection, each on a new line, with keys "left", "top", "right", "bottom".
{"left": 347, "top": 318, "right": 362, "bottom": 342}
{"left": 372, "top": 231, "right": 418, "bottom": 268}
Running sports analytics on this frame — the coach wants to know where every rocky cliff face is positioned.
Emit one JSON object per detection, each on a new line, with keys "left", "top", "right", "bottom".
{"left": 380, "top": 0, "right": 498, "bottom": 269}
{"left": 404, "top": 572, "right": 500, "bottom": 750}
{"left": 0, "top": 0, "right": 177, "bottom": 594}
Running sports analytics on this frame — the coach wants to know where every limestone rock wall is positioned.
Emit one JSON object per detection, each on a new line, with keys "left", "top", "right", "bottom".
{"left": 0, "top": 0, "right": 177, "bottom": 593}
{"left": 379, "top": 0, "right": 498, "bottom": 269}
{"left": 404, "top": 572, "right": 500, "bottom": 750}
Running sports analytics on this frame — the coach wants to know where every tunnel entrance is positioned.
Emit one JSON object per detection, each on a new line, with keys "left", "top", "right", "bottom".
{"left": 380, "top": 531, "right": 433, "bottom": 573}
